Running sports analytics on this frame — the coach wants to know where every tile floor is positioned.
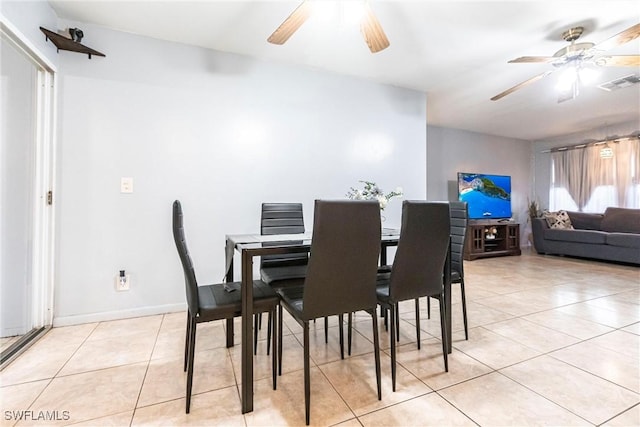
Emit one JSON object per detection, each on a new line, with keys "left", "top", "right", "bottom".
{"left": 1, "top": 250, "right": 639, "bottom": 426}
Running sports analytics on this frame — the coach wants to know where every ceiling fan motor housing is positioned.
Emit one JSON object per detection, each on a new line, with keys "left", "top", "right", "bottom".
{"left": 553, "top": 42, "right": 596, "bottom": 64}
{"left": 562, "top": 27, "right": 584, "bottom": 42}
{"left": 553, "top": 26, "right": 595, "bottom": 61}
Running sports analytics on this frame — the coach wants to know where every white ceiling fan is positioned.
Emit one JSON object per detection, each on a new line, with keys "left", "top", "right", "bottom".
{"left": 267, "top": 0, "right": 390, "bottom": 53}
{"left": 491, "top": 23, "right": 640, "bottom": 103}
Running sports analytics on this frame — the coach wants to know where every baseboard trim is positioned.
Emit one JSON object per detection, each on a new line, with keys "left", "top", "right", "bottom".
{"left": 53, "top": 303, "right": 186, "bottom": 327}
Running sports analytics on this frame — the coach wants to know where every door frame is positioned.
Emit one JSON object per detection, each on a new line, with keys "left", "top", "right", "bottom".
{"left": 1, "top": 18, "right": 56, "bottom": 342}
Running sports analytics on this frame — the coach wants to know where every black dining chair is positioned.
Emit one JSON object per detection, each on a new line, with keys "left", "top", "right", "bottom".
{"left": 172, "top": 200, "right": 280, "bottom": 413}
{"left": 427, "top": 201, "right": 469, "bottom": 339}
{"left": 260, "top": 203, "right": 308, "bottom": 284}
{"left": 376, "top": 201, "right": 450, "bottom": 391}
{"left": 276, "top": 200, "right": 382, "bottom": 425}
{"left": 258, "top": 203, "right": 313, "bottom": 366}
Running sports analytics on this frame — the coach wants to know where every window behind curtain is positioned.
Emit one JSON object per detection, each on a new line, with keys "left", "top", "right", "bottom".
{"left": 549, "top": 138, "right": 640, "bottom": 212}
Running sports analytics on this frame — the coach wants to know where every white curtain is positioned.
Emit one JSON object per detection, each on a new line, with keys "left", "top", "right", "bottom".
{"left": 549, "top": 138, "right": 640, "bottom": 212}
{"left": 550, "top": 149, "right": 583, "bottom": 210}
{"left": 615, "top": 138, "right": 640, "bottom": 207}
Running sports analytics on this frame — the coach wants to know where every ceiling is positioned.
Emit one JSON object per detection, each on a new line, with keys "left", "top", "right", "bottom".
{"left": 47, "top": 0, "right": 640, "bottom": 141}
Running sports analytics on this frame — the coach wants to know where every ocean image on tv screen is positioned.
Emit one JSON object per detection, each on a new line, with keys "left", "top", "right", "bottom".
{"left": 458, "top": 173, "right": 512, "bottom": 219}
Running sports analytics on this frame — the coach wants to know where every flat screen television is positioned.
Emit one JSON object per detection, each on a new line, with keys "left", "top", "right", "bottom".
{"left": 458, "top": 172, "right": 512, "bottom": 220}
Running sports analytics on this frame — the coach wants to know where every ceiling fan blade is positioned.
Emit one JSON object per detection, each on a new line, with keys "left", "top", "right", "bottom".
{"left": 596, "top": 55, "right": 640, "bottom": 67}
{"left": 490, "top": 71, "right": 553, "bottom": 101}
{"left": 508, "top": 56, "right": 556, "bottom": 63}
{"left": 360, "top": 2, "right": 390, "bottom": 53}
{"left": 267, "top": 1, "right": 312, "bottom": 45}
{"left": 593, "top": 23, "right": 640, "bottom": 51}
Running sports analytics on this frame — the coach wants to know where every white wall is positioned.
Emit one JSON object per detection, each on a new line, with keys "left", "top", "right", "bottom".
{"left": 53, "top": 21, "right": 427, "bottom": 325}
{"left": 426, "top": 125, "right": 533, "bottom": 240}
{"left": 0, "top": 0, "right": 59, "bottom": 67}
{"left": 532, "top": 119, "right": 640, "bottom": 210}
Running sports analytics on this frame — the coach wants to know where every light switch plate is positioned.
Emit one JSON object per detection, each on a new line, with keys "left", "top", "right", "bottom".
{"left": 121, "top": 177, "right": 133, "bottom": 193}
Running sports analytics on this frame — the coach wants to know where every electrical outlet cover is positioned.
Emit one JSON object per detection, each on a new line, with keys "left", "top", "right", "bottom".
{"left": 115, "top": 274, "right": 131, "bottom": 291}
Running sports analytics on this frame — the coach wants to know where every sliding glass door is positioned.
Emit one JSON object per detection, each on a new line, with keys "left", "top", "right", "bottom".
{"left": 1, "top": 24, "right": 55, "bottom": 365}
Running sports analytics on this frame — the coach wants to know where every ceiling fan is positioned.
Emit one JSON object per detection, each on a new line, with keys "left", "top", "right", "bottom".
{"left": 267, "top": 0, "right": 390, "bottom": 53}
{"left": 491, "top": 23, "right": 640, "bottom": 103}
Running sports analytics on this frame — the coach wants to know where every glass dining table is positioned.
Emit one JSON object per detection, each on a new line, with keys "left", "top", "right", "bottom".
{"left": 224, "top": 229, "right": 452, "bottom": 414}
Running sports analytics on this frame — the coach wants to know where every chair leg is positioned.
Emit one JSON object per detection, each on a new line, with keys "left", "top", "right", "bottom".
{"left": 347, "top": 313, "right": 353, "bottom": 356}
{"left": 460, "top": 279, "right": 469, "bottom": 340}
{"left": 186, "top": 317, "right": 197, "bottom": 414}
{"left": 395, "top": 303, "right": 400, "bottom": 342}
{"left": 347, "top": 312, "right": 353, "bottom": 356}
{"left": 184, "top": 311, "right": 191, "bottom": 372}
{"left": 324, "top": 316, "right": 329, "bottom": 344}
{"left": 415, "top": 298, "right": 421, "bottom": 350}
{"left": 427, "top": 296, "right": 431, "bottom": 319}
{"left": 389, "top": 304, "right": 397, "bottom": 392}
{"left": 304, "top": 321, "right": 311, "bottom": 426}
{"left": 278, "top": 304, "right": 284, "bottom": 376}
{"left": 267, "top": 311, "right": 272, "bottom": 355}
{"left": 272, "top": 308, "right": 277, "bottom": 390}
{"left": 438, "top": 297, "right": 449, "bottom": 372}
{"left": 338, "top": 314, "right": 344, "bottom": 360}
{"left": 383, "top": 307, "right": 388, "bottom": 331}
{"left": 370, "top": 309, "right": 382, "bottom": 400}
{"left": 225, "top": 318, "right": 234, "bottom": 348}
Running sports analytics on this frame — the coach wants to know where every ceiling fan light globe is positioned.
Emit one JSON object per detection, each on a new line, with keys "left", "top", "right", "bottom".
{"left": 578, "top": 67, "right": 599, "bottom": 85}
{"left": 311, "top": 1, "right": 366, "bottom": 28}
{"left": 556, "top": 67, "right": 577, "bottom": 91}
{"left": 342, "top": 1, "right": 366, "bottom": 26}
{"left": 310, "top": 1, "right": 337, "bottom": 25}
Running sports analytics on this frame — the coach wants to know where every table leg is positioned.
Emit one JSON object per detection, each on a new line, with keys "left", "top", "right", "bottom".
{"left": 225, "top": 255, "right": 234, "bottom": 348}
{"left": 380, "top": 244, "right": 387, "bottom": 266}
{"left": 241, "top": 250, "right": 254, "bottom": 414}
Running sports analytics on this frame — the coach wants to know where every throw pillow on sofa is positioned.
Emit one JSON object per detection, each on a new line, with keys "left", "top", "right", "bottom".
{"left": 543, "top": 210, "right": 556, "bottom": 227}
{"left": 544, "top": 210, "right": 574, "bottom": 230}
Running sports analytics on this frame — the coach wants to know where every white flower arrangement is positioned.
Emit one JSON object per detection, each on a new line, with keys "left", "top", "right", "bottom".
{"left": 346, "top": 180, "right": 403, "bottom": 211}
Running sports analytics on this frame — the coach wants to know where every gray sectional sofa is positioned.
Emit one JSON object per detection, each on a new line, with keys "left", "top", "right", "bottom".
{"left": 532, "top": 207, "right": 640, "bottom": 265}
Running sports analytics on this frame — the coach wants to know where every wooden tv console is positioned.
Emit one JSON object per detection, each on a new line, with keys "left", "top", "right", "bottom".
{"left": 464, "top": 220, "right": 521, "bottom": 260}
